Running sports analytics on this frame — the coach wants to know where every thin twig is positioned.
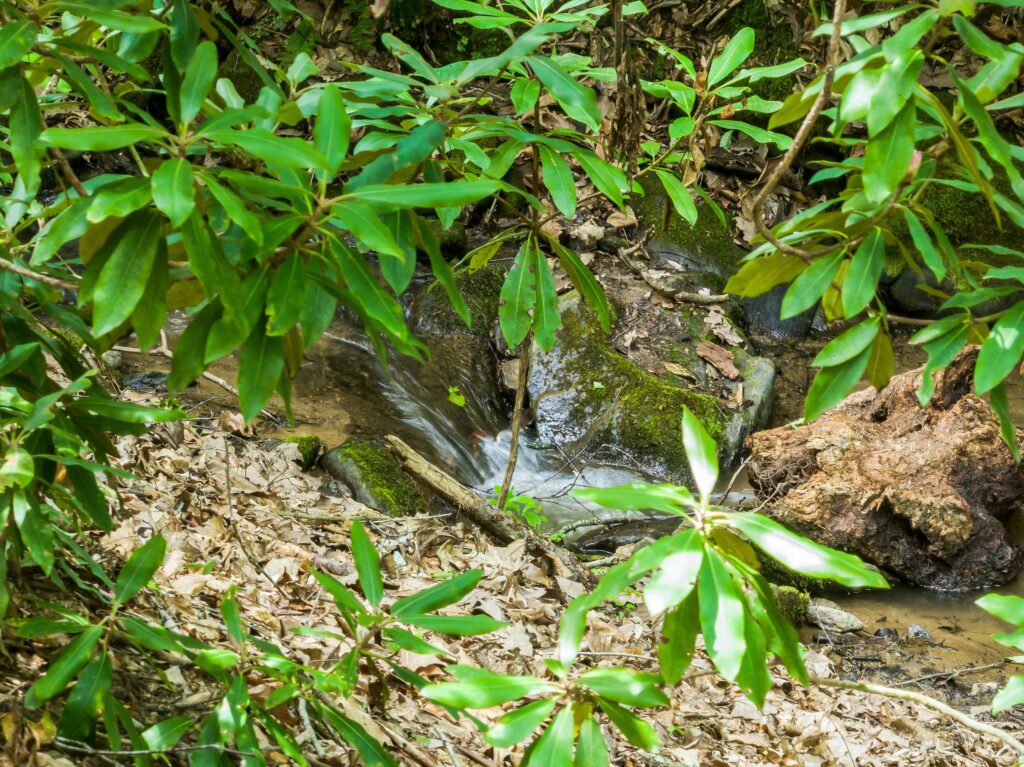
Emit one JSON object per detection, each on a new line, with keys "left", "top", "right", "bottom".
{"left": 56, "top": 737, "right": 261, "bottom": 759}
{"left": 893, "top": 661, "right": 1006, "bottom": 688}
{"left": 496, "top": 336, "right": 533, "bottom": 512}
{"left": 750, "top": 0, "right": 847, "bottom": 262}
{"left": 812, "top": 675, "right": 1024, "bottom": 758}
{"left": 0, "top": 256, "right": 78, "bottom": 290}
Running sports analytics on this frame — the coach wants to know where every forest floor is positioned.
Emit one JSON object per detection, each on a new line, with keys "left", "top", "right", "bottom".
{"left": 6, "top": 388, "right": 1024, "bottom": 767}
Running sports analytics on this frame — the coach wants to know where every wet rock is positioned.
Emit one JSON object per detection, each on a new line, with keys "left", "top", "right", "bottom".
{"left": 528, "top": 294, "right": 774, "bottom": 482}
{"left": 874, "top": 627, "right": 899, "bottom": 642}
{"left": 123, "top": 371, "right": 169, "bottom": 391}
{"left": 808, "top": 598, "right": 864, "bottom": 633}
{"left": 771, "top": 584, "right": 809, "bottom": 626}
{"left": 747, "top": 347, "right": 1024, "bottom": 591}
{"left": 282, "top": 434, "right": 324, "bottom": 470}
{"left": 907, "top": 624, "right": 931, "bottom": 641}
{"left": 499, "top": 359, "right": 520, "bottom": 394}
{"left": 740, "top": 283, "right": 816, "bottom": 341}
{"left": 321, "top": 439, "right": 428, "bottom": 516}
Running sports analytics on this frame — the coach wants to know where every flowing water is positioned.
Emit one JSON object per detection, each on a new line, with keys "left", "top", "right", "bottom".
{"left": 141, "top": 293, "right": 1024, "bottom": 686}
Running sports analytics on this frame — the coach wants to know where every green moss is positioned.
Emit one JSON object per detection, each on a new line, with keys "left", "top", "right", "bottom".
{"left": 283, "top": 434, "right": 324, "bottom": 470}
{"left": 331, "top": 439, "right": 428, "bottom": 516}
{"left": 634, "top": 175, "right": 740, "bottom": 275}
{"left": 420, "top": 264, "right": 504, "bottom": 335}
{"left": 770, "top": 584, "right": 809, "bottom": 626}
{"left": 553, "top": 302, "right": 728, "bottom": 479}
{"left": 723, "top": 0, "right": 802, "bottom": 104}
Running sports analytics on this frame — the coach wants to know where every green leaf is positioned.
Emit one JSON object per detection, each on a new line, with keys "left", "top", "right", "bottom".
{"left": 540, "top": 146, "right": 577, "bottom": 219}
{"left": 559, "top": 534, "right": 687, "bottom": 666}
{"left": 266, "top": 254, "right": 306, "bottom": 336}
{"left": 548, "top": 238, "right": 610, "bottom": 332}
{"left": 52, "top": 53, "right": 122, "bottom": 121}
{"left": 182, "top": 212, "right": 246, "bottom": 328}
{"left": 575, "top": 717, "right": 609, "bottom": 767}
{"left": 572, "top": 482, "right": 693, "bottom": 515}
{"left": 976, "top": 301, "right": 1024, "bottom": 394}
{"left": 423, "top": 668, "right": 553, "bottom": 708}
{"left": 698, "top": 549, "right": 747, "bottom": 681}
{"left": 977, "top": 593, "right": 1024, "bottom": 626}
{"left": 57, "top": 652, "right": 112, "bottom": 741}
{"left": 317, "top": 705, "right": 399, "bottom": 767}
{"left": 0, "top": 19, "right": 36, "bottom": 70}
{"left": 87, "top": 177, "right": 153, "bottom": 222}
{"left": 132, "top": 242, "right": 168, "bottom": 351}
{"left": 511, "top": 78, "right": 541, "bottom": 115}
{"left": 595, "top": 699, "right": 659, "bottom": 751}
{"left": 532, "top": 242, "right": 561, "bottom": 352}
{"left": 992, "top": 676, "right": 1024, "bottom": 715}
{"left": 863, "top": 101, "right": 916, "bottom": 204}
{"left": 708, "top": 120, "right": 791, "bottom": 150}
{"left": 643, "top": 529, "right": 703, "bottom": 616}
{"left": 726, "top": 513, "right": 888, "bottom": 588}
{"left": 26, "top": 624, "right": 103, "bottom": 706}
{"left": 53, "top": 2, "right": 167, "bottom": 33}
{"left": 151, "top": 158, "right": 195, "bottom": 227}
{"left": 348, "top": 180, "right": 501, "bottom": 211}
{"left": 659, "top": 590, "right": 700, "bottom": 684}
{"left": 0, "top": 449, "right": 34, "bottom": 490}
{"left": 990, "top": 383, "right": 1020, "bottom": 461}
{"left": 813, "top": 318, "right": 880, "bottom": 367}
{"left": 350, "top": 520, "right": 383, "bottom": 607}
{"left": 654, "top": 170, "right": 697, "bottom": 226}
{"left": 486, "top": 699, "right": 557, "bottom": 748}
{"left": 203, "top": 128, "right": 326, "bottom": 169}
{"left": 499, "top": 240, "right": 538, "bottom": 348}
{"left": 682, "top": 406, "right": 718, "bottom": 500}
{"left": 142, "top": 716, "right": 193, "bottom": 751}
{"left": 527, "top": 56, "right": 601, "bottom": 131}
{"left": 40, "top": 124, "right": 167, "bottom": 151}
{"left": 179, "top": 40, "right": 217, "bottom": 125}
{"left": 202, "top": 175, "right": 264, "bottom": 245}
{"left": 401, "top": 613, "right": 508, "bottom": 635}
{"left": 575, "top": 151, "right": 626, "bottom": 208}
{"left": 194, "top": 648, "right": 240, "bottom": 674}
{"left": 114, "top": 535, "right": 167, "bottom": 605}
{"left": 781, "top": 250, "right": 844, "bottom": 319}
{"left": 805, "top": 344, "right": 872, "bottom": 421}
{"left": 346, "top": 121, "right": 446, "bottom": 191}
{"left": 237, "top": 318, "right": 284, "bottom": 422}
{"left": 725, "top": 252, "right": 806, "bottom": 298}
{"left": 311, "top": 569, "right": 365, "bottom": 615}
{"left": 314, "top": 84, "right": 351, "bottom": 178}
{"left": 842, "top": 229, "right": 885, "bottom": 318}
{"left": 917, "top": 322, "right": 970, "bottom": 405}
{"left": 524, "top": 705, "right": 574, "bottom": 767}
{"left": 412, "top": 214, "right": 471, "bottom": 326}
{"left": 903, "top": 209, "right": 945, "bottom": 280}
{"left": 709, "top": 27, "right": 755, "bottom": 86}
{"left": 580, "top": 668, "right": 668, "bottom": 708}
{"left": 392, "top": 570, "right": 482, "bottom": 617}
{"left": 92, "top": 211, "right": 163, "bottom": 337}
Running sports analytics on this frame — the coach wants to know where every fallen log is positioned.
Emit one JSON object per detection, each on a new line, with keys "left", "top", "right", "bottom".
{"left": 385, "top": 435, "right": 597, "bottom": 592}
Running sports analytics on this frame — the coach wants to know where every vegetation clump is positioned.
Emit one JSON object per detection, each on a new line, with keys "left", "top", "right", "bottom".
{"left": 283, "top": 434, "right": 324, "bottom": 470}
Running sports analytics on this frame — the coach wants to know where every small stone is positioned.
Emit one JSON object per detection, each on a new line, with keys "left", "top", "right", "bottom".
{"left": 907, "top": 623, "right": 931, "bottom": 640}
{"left": 874, "top": 627, "right": 899, "bottom": 641}
{"left": 808, "top": 598, "right": 864, "bottom": 633}
{"left": 101, "top": 349, "right": 123, "bottom": 370}
{"left": 499, "top": 358, "right": 520, "bottom": 393}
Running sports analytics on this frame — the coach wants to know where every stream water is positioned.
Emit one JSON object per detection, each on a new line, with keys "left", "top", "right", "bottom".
{"left": 141, "top": 289, "right": 1024, "bottom": 687}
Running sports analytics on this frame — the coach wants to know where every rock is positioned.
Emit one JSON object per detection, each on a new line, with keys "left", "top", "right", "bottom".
{"left": 123, "top": 371, "right": 169, "bottom": 391}
{"left": 771, "top": 584, "right": 809, "bottom": 626}
{"left": 907, "top": 624, "right": 931, "bottom": 641}
{"left": 321, "top": 439, "right": 428, "bottom": 516}
{"left": 499, "top": 358, "right": 520, "bottom": 394}
{"left": 808, "top": 598, "right": 864, "bottom": 633}
{"left": 747, "top": 347, "right": 1024, "bottom": 591}
{"left": 101, "top": 349, "right": 123, "bottom": 370}
{"left": 874, "top": 627, "right": 899, "bottom": 641}
{"left": 740, "top": 283, "right": 816, "bottom": 341}
{"left": 282, "top": 434, "right": 324, "bottom": 470}
{"left": 528, "top": 294, "right": 773, "bottom": 482}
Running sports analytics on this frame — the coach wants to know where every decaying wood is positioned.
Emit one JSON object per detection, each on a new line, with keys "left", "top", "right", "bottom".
{"left": 385, "top": 435, "right": 598, "bottom": 592}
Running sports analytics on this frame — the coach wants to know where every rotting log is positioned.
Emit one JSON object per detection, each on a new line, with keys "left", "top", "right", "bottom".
{"left": 385, "top": 435, "right": 597, "bottom": 592}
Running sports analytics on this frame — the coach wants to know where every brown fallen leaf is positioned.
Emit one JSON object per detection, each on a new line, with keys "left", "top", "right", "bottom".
{"left": 697, "top": 341, "right": 740, "bottom": 380}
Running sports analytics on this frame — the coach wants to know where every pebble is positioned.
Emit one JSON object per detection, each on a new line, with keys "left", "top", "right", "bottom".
{"left": 808, "top": 598, "right": 864, "bottom": 634}
{"left": 907, "top": 623, "right": 931, "bottom": 640}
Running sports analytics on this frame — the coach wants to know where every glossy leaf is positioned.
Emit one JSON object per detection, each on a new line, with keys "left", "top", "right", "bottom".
{"left": 391, "top": 570, "right": 482, "bottom": 617}
{"left": 540, "top": 145, "right": 577, "bottom": 218}
{"left": 180, "top": 40, "right": 217, "bottom": 125}
{"left": 654, "top": 170, "right": 697, "bottom": 226}
{"left": 805, "top": 344, "right": 873, "bottom": 421}
{"left": 682, "top": 406, "right": 718, "bottom": 500}
{"left": 57, "top": 652, "right": 112, "bottom": 741}
{"left": 26, "top": 624, "right": 103, "bottom": 706}
{"left": 350, "top": 520, "right": 383, "bottom": 607}
{"left": 114, "top": 534, "right": 167, "bottom": 605}
{"left": 424, "top": 667, "right": 553, "bottom": 708}
{"left": 842, "top": 229, "right": 885, "bottom": 318}
{"left": 486, "top": 699, "right": 557, "bottom": 748}
{"left": 813, "top": 318, "right": 880, "bottom": 367}
{"left": 976, "top": 301, "right": 1024, "bottom": 394}
{"left": 524, "top": 705, "right": 574, "bottom": 767}
{"left": 781, "top": 250, "right": 844, "bottom": 319}
{"left": 151, "top": 158, "right": 195, "bottom": 227}
{"left": 580, "top": 668, "right": 668, "bottom": 707}
{"left": 528, "top": 56, "right": 601, "bottom": 131}
{"left": 709, "top": 27, "right": 755, "bottom": 86}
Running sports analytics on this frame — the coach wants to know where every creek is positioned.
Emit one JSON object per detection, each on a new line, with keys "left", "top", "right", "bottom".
{"left": 139, "top": 279, "right": 1024, "bottom": 691}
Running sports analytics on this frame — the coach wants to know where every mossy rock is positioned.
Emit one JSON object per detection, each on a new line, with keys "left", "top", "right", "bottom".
{"left": 770, "top": 584, "right": 809, "bottom": 626}
{"left": 283, "top": 434, "right": 324, "bottom": 470}
{"left": 415, "top": 264, "right": 504, "bottom": 338}
{"left": 634, "top": 174, "right": 742, "bottom": 285}
{"left": 528, "top": 294, "right": 732, "bottom": 483}
{"left": 322, "top": 439, "right": 428, "bottom": 516}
